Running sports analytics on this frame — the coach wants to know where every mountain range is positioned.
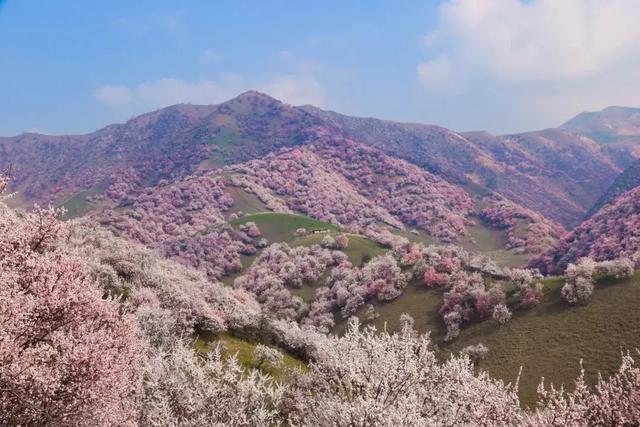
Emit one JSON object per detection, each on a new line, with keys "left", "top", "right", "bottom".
{"left": 2, "top": 91, "right": 640, "bottom": 273}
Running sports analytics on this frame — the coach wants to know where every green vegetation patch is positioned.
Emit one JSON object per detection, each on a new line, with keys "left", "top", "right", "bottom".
{"left": 462, "top": 222, "right": 530, "bottom": 268}
{"left": 194, "top": 332, "right": 307, "bottom": 381}
{"left": 226, "top": 186, "right": 269, "bottom": 216}
{"left": 232, "top": 212, "right": 339, "bottom": 243}
{"left": 334, "top": 272, "right": 640, "bottom": 407}
{"left": 444, "top": 273, "right": 640, "bottom": 407}
{"left": 206, "top": 129, "right": 246, "bottom": 165}
{"left": 58, "top": 183, "right": 109, "bottom": 220}
{"left": 334, "top": 278, "right": 445, "bottom": 338}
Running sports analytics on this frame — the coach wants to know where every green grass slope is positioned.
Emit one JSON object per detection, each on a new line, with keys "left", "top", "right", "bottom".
{"left": 445, "top": 273, "right": 640, "bottom": 406}
{"left": 343, "top": 272, "right": 640, "bottom": 407}
{"left": 195, "top": 331, "right": 307, "bottom": 381}
{"left": 58, "top": 183, "right": 109, "bottom": 220}
{"left": 461, "top": 222, "right": 530, "bottom": 268}
{"left": 231, "top": 212, "right": 340, "bottom": 243}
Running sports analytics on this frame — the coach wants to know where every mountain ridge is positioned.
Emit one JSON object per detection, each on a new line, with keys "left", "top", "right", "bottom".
{"left": 1, "top": 91, "right": 636, "bottom": 232}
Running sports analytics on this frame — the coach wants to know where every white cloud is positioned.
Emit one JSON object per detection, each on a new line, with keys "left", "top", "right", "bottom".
{"left": 416, "top": 55, "right": 453, "bottom": 90}
{"left": 161, "top": 12, "right": 183, "bottom": 33}
{"left": 417, "top": 0, "right": 640, "bottom": 132}
{"left": 94, "top": 73, "right": 325, "bottom": 110}
{"left": 261, "top": 74, "right": 324, "bottom": 106}
{"left": 93, "top": 85, "right": 132, "bottom": 105}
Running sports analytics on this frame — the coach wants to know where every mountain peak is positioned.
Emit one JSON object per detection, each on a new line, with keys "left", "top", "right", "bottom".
{"left": 563, "top": 105, "right": 640, "bottom": 127}
{"left": 561, "top": 105, "right": 640, "bottom": 145}
{"left": 228, "top": 90, "right": 280, "bottom": 104}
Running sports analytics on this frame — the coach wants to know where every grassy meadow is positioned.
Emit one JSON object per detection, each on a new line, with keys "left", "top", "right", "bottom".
{"left": 340, "top": 271, "right": 640, "bottom": 407}
{"left": 195, "top": 331, "right": 308, "bottom": 381}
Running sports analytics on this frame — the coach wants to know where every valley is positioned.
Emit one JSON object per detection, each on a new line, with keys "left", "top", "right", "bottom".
{"left": 4, "top": 92, "right": 640, "bottom": 423}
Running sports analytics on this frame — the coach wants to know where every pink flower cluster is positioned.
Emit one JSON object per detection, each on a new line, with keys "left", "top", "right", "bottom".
{"left": 310, "top": 137, "right": 474, "bottom": 241}
{"left": 234, "top": 243, "right": 347, "bottom": 320}
{"left": 100, "top": 174, "right": 245, "bottom": 279}
{"left": 397, "top": 243, "right": 545, "bottom": 341}
{"left": 304, "top": 254, "right": 409, "bottom": 333}
{"left": 0, "top": 204, "right": 142, "bottom": 426}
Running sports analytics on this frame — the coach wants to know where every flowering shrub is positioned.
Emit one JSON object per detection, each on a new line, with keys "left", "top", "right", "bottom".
{"left": 561, "top": 256, "right": 636, "bottom": 305}
{"left": 100, "top": 174, "right": 245, "bottom": 279}
{"left": 304, "top": 254, "right": 408, "bottom": 332}
{"left": 462, "top": 343, "right": 489, "bottom": 364}
{"left": 530, "top": 353, "right": 640, "bottom": 425}
{"left": 139, "top": 341, "right": 286, "bottom": 426}
{"left": 234, "top": 243, "right": 344, "bottom": 320}
{"left": 65, "top": 220, "right": 263, "bottom": 340}
{"left": 439, "top": 272, "right": 507, "bottom": 341}
{"left": 335, "top": 233, "right": 349, "bottom": 249}
{"left": 505, "top": 268, "right": 544, "bottom": 308}
{"left": 492, "top": 304, "right": 513, "bottom": 325}
{"left": 423, "top": 266, "right": 449, "bottom": 287}
{"left": 292, "top": 319, "right": 522, "bottom": 425}
{"left": 254, "top": 344, "right": 284, "bottom": 369}
{"left": 0, "top": 204, "right": 142, "bottom": 426}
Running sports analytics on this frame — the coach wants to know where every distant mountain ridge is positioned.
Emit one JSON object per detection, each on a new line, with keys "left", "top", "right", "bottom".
{"left": 0, "top": 92, "right": 322, "bottom": 204}
{"left": 561, "top": 106, "right": 640, "bottom": 170}
{"left": 562, "top": 106, "right": 640, "bottom": 143}
{"left": 0, "top": 91, "right": 636, "bottom": 231}
{"left": 302, "top": 106, "right": 624, "bottom": 227}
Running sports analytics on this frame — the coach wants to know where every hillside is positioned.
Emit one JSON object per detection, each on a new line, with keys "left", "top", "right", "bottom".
{"left": 5, "top": 92, "right": 640, "bottom": 277}
{"left": 1, "top": 92, "right": 629, "bottom": 232}
{"left": 562, "top": 106, "right": 640, "bottom": 145}
{"left": 586, "top": 157, "right": 640, "bottom": 217}
{"left": 302, "top": 106, "right": 623, "bottom": 227}
{"left": 94, "top": 129, "right": 568, "bottom": 283}
{"left": 562, "top": 106, "right": 640, "bottom": 170}
{"left": 0, "top": 91, "right": 322, "bottom": 205}
{"left": 532, "top": 185, "right": 640, "bottom": 274}
{"left": 350, "top": 270, "right": 640, "bottom": 406}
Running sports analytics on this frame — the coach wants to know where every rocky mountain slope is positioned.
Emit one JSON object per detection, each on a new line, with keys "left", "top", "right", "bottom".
{"left": 562, "top": 106, "right": 640, "bottom": 144}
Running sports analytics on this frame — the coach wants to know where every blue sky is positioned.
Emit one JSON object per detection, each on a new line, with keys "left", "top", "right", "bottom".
{"left": 2, "top": 0, "right": 640, "bottom": 136}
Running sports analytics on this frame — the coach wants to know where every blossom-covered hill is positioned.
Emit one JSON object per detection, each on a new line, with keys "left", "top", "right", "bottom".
{"left": 0, "top": 91, "right": 629, "bottom": 231}
{"left": 302, "top": 106, "right": 626, "bottom": 227}
{"left": 95, "top": 131, "right": 567, "bottom": 282}
{"left": 586, "top": 157, "right": 640, "bottom": 218}
{"left": 0, "top": 91, "right": 323, "bottom": 204}
{"left": 531, "top": 186, "right": 640, "bottom": 274}
{"left": 231, "top": 134, "right": 474, "bottom": 241}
